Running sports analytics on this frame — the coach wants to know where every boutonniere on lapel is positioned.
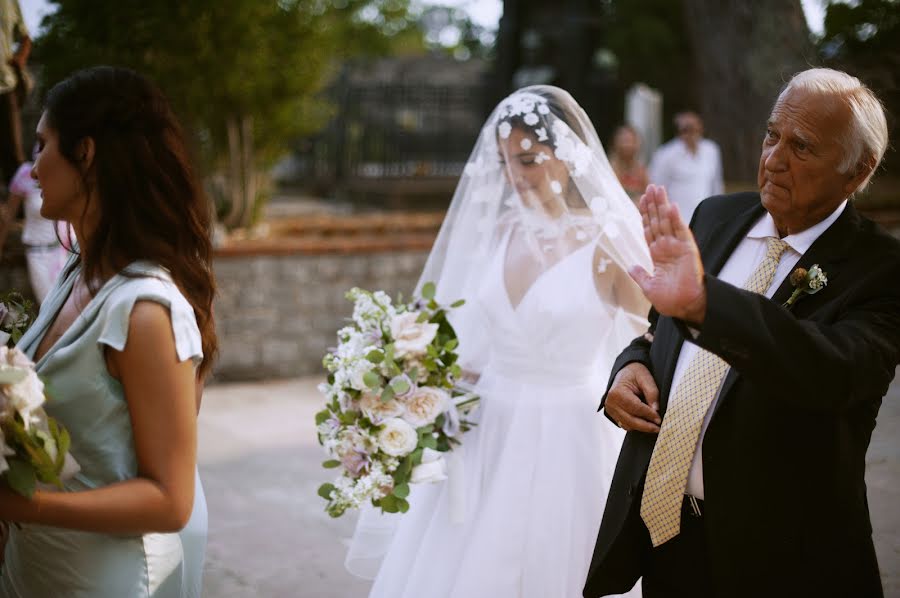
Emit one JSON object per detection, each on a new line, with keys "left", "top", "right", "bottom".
{"left": 782, "top": 264, "right": 828, "bottom": 309}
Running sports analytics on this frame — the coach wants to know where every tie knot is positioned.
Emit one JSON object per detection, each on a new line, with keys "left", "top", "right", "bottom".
{"left": 765, "top": 236, "right": 789, "bottom": 261}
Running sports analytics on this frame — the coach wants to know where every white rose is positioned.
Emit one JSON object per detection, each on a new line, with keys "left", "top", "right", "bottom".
{"left": 359, "top": 392, "right": 405, "bottom": 423}
{"left": 390, "top": 312, "right": 439, "bottom": 359}
{"left": 3, "top": 370, "right": 46, "bottom": 429}
{"left": 377, "top": 418, "right": 418, "bottom": 457}
{"left": 410, "top": 447, "right": 447, "bottom": 484}
{"left": 403, "top": 386, "right": 449, "bottom": 428}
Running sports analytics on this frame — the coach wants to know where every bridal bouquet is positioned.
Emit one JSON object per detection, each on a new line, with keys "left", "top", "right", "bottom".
{"left": 0, "top": 291, "right": 34, "bottom": 347}
{"left": 0, "top": 346, "right": 80, "bottom": 498}
{"left": 316, "top": 283, "right": 478, "bottom": 517}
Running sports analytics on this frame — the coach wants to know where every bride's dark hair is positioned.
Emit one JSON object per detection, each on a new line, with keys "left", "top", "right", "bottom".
{"left": 44, "top": 66, "right": 218, "bottom": 378}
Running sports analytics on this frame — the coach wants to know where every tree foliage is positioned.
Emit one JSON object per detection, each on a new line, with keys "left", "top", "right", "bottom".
{"left": 33, "top": 0, "right": 420, "bottom": 227}
{"left": 819, "top": 0, "right": 899, "bottom": 190}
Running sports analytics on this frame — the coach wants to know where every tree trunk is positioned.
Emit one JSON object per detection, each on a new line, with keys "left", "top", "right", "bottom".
{"left": 223, "top": 114, "right": 256, "bottom": 229}
{"left": 681, "top": 0, "right": 816, "bottom": 183}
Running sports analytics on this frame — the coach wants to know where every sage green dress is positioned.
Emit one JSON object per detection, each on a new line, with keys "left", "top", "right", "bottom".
{"left": 0, "top": 257, "right": 208, "bottom": 598}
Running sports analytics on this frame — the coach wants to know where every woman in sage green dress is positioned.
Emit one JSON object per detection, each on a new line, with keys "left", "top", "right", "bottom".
{"left": 0, "top": 66, "right": 217, "bottom": 598}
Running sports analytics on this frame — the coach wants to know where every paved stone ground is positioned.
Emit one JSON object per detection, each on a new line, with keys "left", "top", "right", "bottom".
{"left": 198, "top": 371, "right": 900, "bottom": 598}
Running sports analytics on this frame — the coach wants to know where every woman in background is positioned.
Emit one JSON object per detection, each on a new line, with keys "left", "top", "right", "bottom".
{"left": 609, "top": 125, "right": 649, "bottom": 202}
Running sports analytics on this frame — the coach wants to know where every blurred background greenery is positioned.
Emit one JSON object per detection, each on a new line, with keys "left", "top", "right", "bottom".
{"left": 20, "top": 0, "right": 900, "bottom": 229}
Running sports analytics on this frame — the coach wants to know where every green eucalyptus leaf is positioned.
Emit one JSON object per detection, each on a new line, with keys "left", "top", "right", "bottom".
{"left": 390, "top": 378, "right": 410, "bottom": 395}
{"left": 322, "top": 459, "right": 341, "bottom": 469}
{"left": 421, "top": 282, "right": 436, "bottom": 300}
{"left": 5, "top": 459, "right": 36, "bottom": 499}
{"left": 363, "top": 371, "right": 382, "bottom": 388}
{"left": 318, "top": 482, "right": 336, "bottom": 499}
{"left": 450, "top": 299, "right": 465, "bottom": 308}
{"left": 393, "top": 483, "right": 410, "bottom": 499}
{"left": 380, "top": 385, "right": 395, "bottom": 403}
{"left": 366, "top": 350, "right": 384, "bottom": 364}
{"left": 380, "top": 494, "right": 400, "bottom": 513}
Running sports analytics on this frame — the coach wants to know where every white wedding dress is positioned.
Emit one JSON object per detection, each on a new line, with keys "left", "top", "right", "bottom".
{"left": 358, "top": 229, "right": 642, "bottom": 598}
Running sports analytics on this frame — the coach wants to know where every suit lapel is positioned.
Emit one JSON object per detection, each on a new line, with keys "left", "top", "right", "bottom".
{"left": 710, "top": 202, "right": 860, "bottom": 418}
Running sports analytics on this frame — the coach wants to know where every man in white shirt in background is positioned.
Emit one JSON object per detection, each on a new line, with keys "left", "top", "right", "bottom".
{"left": 648, "top": 111, "right": 724, "bottom": 221}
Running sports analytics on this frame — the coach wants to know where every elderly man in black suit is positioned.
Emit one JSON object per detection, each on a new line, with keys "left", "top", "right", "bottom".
{"left": 583, "top": 68, "right": 899, "bottom": 598}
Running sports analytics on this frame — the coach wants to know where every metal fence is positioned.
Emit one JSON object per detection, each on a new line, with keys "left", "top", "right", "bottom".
{"left": 294, "top": 67, "right": 489, "bottom": 207}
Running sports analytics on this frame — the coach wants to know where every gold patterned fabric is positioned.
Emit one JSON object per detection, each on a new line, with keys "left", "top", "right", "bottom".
{"left": 640, "top": 236, "right": 789, "bottom": 547}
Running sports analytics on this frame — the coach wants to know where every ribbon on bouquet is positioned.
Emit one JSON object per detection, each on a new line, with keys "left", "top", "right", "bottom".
{"left": 409, "top": 445, "right": 467, "bottom": 524}
{"left": 447, "top": 447, "right": 466, "bottom": 525}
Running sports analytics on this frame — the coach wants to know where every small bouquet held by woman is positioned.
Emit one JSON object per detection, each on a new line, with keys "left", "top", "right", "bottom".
{"left": 316, "top": 283, "right": 478, "bottom": 517}
{"left": 0, "top": 291, "right": 34, "bottom": 347}
{"left": 0, "top": 346, "right": 79, "bottom": 498}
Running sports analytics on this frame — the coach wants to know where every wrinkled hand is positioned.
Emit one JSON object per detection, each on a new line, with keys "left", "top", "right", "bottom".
{"left": 629, "top": 185, "right": 707, "bottom": 325}
{"left": 604, "top": 362, "right": 661, "bottom": 433}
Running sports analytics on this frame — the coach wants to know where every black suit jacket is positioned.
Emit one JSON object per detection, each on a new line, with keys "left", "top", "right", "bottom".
{"left": 584, "top": 192, "right": 900, "bottom": 598}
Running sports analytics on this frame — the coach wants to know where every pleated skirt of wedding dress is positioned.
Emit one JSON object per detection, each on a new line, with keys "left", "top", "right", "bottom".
{"left": 352, "top": 363, "right": 642, "bottom": 598}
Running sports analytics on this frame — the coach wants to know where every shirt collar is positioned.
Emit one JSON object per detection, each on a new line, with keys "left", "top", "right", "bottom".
{"left": 746, "top": 200, "right": 848, "bottom": 255}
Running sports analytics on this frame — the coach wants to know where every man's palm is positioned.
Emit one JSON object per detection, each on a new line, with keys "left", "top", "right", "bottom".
{"left": 630, "top": 186, "right": 706, "bottom": 323}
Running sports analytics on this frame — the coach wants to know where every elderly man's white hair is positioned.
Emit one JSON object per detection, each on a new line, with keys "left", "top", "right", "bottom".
{"left": 778, "top": 68, "right": 888, "bottom": 192}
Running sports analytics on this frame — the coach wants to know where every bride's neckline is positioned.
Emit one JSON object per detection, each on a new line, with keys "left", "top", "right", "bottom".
{"left": 500, "top": 225, "right": 594, "bottom": 311}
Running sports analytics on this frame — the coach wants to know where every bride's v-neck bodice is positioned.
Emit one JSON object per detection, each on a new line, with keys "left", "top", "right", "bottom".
{"left": 473, "top": 231, "right": 627, "bottom": 384}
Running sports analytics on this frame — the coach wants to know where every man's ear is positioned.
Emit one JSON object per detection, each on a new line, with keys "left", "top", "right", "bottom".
{"left": 846, "top": 154, "right": 876, "bottom": 195}
{"left": 76, "top": 137, "right": 95, "bottom": 172}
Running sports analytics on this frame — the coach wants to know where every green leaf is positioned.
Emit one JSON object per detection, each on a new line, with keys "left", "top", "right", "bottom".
{"left": 390, "top": 377, "right": 410, "bottom": 395}
{"left": 366, "top": 350, "right": 384, "bottom": 364}
{"left": 421, "top": 435, "right": 438, "bottom": 449}
{"left": 384, "top": 344, "right": 395, "bottom": 363}
{"left": 444, "top": 339, "right": 459, "bottom": 352}
{"left": 398, "top": 497, "right": 410, "bottom": 513}
{"left": 450, "top": 364, "right": 462, "bottom": 379}
{"left": 421, "top": 282, "right": 436, "bottom": 300}
{"left": 318, "top": 483, "right": 336, "bottom": 499}
{"left": 380, "top": 494, "right": 400, "bottom": 513}
{"left": 380, "top": 385, "right": 395, "bottom": 403}
{"left": 411, "top": 448, "right": 424, "bottom": 466}
{"left": 416, "top": 424, "right": 434, "bottom": 435}
{"left": 322, "top": 460, "right": 341, "bottom": 469}
{"left": 363, "top": 371, "right": 382, "bottom": 388}
{"left": 315, "top": 410, "right": 331, "bottom": 425}
{"left": 416, "top": 312, "right": 430, "bottom": 323}
{"left": 450, "top": 299, "right": 466, "bottom": 308}
{"left": 5, "top": 459, "right": 36, "bottom": 499}
{"left": 396, "top": 455, "right": 413, "bottom": 480}
{"left": 393, "top": 482, "right": 410, "bottom": 499}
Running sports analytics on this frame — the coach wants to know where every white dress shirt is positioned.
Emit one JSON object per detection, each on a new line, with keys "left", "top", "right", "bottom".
{"left": 648, "top": 138, "right": 724, "bottom": 222}
{"left": 673, "top": 200, "right": 848, "bottom": 499}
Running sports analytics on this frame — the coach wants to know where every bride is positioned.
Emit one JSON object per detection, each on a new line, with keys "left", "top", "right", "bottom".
{"left": 346, "top": 86, "right": 649, "bottom": 598}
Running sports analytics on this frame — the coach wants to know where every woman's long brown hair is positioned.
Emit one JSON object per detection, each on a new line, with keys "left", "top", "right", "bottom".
{"left": 45, "top": 66, "right": 218, "bottom": 378}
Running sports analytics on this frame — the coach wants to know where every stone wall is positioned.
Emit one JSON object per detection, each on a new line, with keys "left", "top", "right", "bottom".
{"left": 212, "top": 249, "right": 428, "bottom": 381}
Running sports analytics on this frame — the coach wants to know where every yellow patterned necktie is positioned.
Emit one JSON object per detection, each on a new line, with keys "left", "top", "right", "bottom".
{"left": 640, "top": 236, "right": 789, "bottom": 547}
